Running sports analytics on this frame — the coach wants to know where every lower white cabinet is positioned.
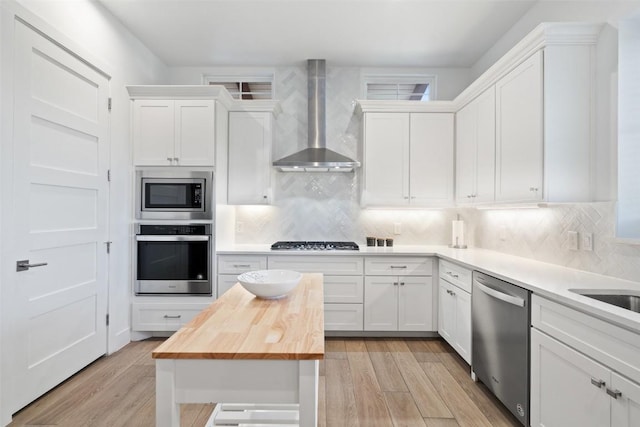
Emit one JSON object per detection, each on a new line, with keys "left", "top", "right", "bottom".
{"left": 324, "top": 303, "right": 364, "bottom": 331}
{"left": 438, "top": 278, "right": 471, "bottom": 363}
{"left": 437, "top": 259, "right": 471, "bottom": 363}
{"left": 217, "top": 255, "right": 267, "bottom": 298}
{"left": 267, "top": 255, "right": 364, "bottom": 331}
{"left": 132, "top": 303, "right": 209, "bottom": 332}
{"left": 531, "top": 296, "right": 640, "bottom": 427}
{"left": 364, "top": 276, "right": 433, "bottom": 331}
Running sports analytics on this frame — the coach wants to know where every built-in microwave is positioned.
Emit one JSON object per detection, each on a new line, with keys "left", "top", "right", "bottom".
{"left": 136, "top": 170, "right": 213, "bottom": 220}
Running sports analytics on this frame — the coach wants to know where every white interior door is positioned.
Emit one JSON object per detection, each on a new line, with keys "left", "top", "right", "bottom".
{"left": 9, "top": 21, "right": 109, "bottom": 411}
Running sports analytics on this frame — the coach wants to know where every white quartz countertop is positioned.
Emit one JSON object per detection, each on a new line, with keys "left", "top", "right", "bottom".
{"left": 217, "top": 243, "right": 640, "bottom": 333}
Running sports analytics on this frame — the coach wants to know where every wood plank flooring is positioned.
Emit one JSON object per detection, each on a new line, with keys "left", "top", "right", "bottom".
{"left": 9, "top": 338, "right": 520, "bottom": 427}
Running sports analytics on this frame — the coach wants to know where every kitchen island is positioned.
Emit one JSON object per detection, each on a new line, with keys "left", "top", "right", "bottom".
{"left": 152, "top": 273, "right": 324, "bottom": 427}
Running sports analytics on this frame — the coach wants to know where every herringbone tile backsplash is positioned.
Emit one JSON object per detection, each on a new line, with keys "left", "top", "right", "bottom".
{"left": 232, "top": 65, "right": 640, "bottom": 284}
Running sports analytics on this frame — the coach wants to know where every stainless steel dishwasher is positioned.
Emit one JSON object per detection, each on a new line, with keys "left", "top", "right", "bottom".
{"left": 472, "top": 271, "right": 531, "bottom": 426}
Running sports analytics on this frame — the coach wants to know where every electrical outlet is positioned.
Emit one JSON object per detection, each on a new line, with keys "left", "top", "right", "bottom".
{"left": 567, "top": 231, "right": 579, "bottom": 251}
{"left": 582, "top": 232, "right": 593, "bottom": 251}
{"left": 394, "top": 223, "right": 402, "bottom": 235}
{"left": 236, "top": 222, "right": 244, "bottom": 233}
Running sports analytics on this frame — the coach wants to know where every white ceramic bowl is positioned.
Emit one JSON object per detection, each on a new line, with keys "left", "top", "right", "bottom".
{"left": 237, "top": 269, "right": 303, "bottom": 299}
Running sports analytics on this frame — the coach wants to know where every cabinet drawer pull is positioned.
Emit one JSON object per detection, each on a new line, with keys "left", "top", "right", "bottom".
{"left": 393, "top": 282, "right": 398, "bottom": 286}
{"left": 606, "top": 388, "right": 622, "bottom": 399}
{"left": 446, "top": 271, "right": 460, "bottom": 279}
{"left": 390, "top": 265, "right": 407, "bottom": 269}
{"left": 233, "top": 264, "right": 251, "bottom": 268}
{"left": 163, "top": 315, "right": 182, "bottom": 319}
{"left": 400, "top": 282, "right": 405, "bottom": 286}
{"left": 529, "top": 187, "right": 539, "bottom": 192}
{"left": 590, "top": 378, "right": 605, "bottom": 388}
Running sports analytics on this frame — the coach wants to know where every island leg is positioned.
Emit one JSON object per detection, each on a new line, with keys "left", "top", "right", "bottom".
{"left": 298, "top": 360, "right": 319, "bottom": 427}
{"left": 156, "top": 359, "right": 180, "bottom": 427}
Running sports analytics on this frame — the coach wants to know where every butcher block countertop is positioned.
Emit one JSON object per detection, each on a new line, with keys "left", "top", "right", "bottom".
{"left": 152, "top": 273, "right": 325, "bottom": 360}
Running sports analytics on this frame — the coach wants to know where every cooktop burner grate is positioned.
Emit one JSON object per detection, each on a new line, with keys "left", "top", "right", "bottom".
{"left": 271, "top": 241, "right": 359, "bottom": 251}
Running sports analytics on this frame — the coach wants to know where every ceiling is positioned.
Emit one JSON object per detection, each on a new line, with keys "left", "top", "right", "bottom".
{"left": 98, "top": 0, "right": 540, "bottom": 68}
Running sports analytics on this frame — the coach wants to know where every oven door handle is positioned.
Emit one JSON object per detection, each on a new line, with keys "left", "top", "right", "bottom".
{"left": 474, "top": 280, "right": 525, "bottom": 307}
{"left": 136, "top": 235, "right": 210, "bottom": 242}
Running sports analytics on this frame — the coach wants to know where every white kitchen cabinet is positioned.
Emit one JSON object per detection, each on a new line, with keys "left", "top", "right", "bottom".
{"left": 132, "top": 99, "right": 216, "bottom": 166}
{"left": 217, "top": 255, "right": 267, "bottom": 298}
{"left": 437, "top": 260, "right": 472, "bottom": 363}
{"left": 364, "top": 257, "right": 434, "bottom": 332}
{"left": 438, "top": 279, "right": 471, "bottom": 363}
{"left": 362, "top": 112, "right": 454, "bottom": 207}
{"left": 131, "top": 302, "right": 209, "bottom": 332}
{"left": 267, "top": 255, "right": 364, "bottom": 331}
{"left": 531, "top": 295, "right": 640, "bottom": 427}
{"left": 228, "top": 111, "right": 274, "bottom": 204}
{"left": 495, "top": 51, "right": 543, "bottom": 202}
{"left": 455, "top": 87, "right": 496, "bottom": 204}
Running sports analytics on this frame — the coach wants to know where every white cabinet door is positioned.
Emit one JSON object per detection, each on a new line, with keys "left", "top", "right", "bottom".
{"left": 495, "top": 51, "right": 543, "bottom": 202}
{"left": 611, "top": 372, "right": 640, "bottom": 427}
{"left": 364, "top": 276, "right": 398, "bottom": 331}
{"left": 228, "top": 111, "right": 272, "bottom": 204}
{"left": 397, "top": 276, "right": 433, "bottom": 331}
{"left": 453, "top": 286, "right": 471, "bottom": 364}
{"left": 363, "top": 113, "right": 410, "bottom": 206}
{"left": 409, "top": 113, "right": 454, "bottom": 206}
{"left": 531, "top": 329, "right": 610, "bottom": 427}
{"left": 217, "top": 274, "right": 241, "bottom": 298}
{"left": 324, "top": 303, "right": 364, "bottom": 331}
{"left": 323, "top": 276, "right": 364, "bottom": 304}
{"left": 455, "top": 98, "right": 477, "bottom": 203}
{"left": 475, "top": 87, "right": 496, "bottom": 203}
{"left": 438, "top": 280, "right": 455, "bottom": 343}
{"left": 133, "top": 99, "right": 174, "bottom": 166}
{"left": 174, "top": 100, "right": 215, "bottom": 166}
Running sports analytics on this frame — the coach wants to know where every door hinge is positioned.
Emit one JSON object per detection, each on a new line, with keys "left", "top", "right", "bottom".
{"left": 106, "top": 314, "right": 110, "bottom": 326}
{"left": 108, "top": 97, "right": 112, "bottom": 112}
{"left": 105, "top": 241, "right": 112, "bottom": 253}
{"left": 107, "top": 169, "right": 111, "bottom": 182}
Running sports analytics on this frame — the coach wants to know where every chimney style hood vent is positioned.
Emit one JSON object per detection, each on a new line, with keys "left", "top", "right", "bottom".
{"left": 273, "top": 59, "right": 360, "bottom": 172}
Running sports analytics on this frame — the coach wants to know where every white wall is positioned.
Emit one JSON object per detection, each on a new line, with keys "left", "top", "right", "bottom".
{"left": 1, "top": 0, "right": 167, "bottom": 421}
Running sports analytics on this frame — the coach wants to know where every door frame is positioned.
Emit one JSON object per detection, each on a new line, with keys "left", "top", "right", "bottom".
{"left": 0, "top": 2, "right": 116, "bottom": 423}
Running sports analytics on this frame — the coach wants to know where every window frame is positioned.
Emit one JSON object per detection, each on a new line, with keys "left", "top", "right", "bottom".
{"left": 361, "top": 72, "right": 437, "bottom": 101}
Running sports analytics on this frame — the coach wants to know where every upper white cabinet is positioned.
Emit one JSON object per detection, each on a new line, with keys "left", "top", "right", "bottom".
{"left": 361, "top": 111, "right": 454, "bottom": 207}
{"left": 128, "top": 86, "right": 234, "bottom": 167}
{"left": 495, "top": 51, "right": 544, "bottom": 202}
{"left": 454, "top": 23, "right": 603, "bottom": 205}
{"left": 228, "top": 111, "right": 274, "bottom": 205}
{"left": 455, "top": 87, "right": 496, "bottom": 204}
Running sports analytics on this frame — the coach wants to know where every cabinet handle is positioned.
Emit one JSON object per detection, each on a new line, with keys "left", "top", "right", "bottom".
{"left": 410, "top": 196, "right": 416, "bottom": 199}
{"left": 404, "top": 196, "right": 409, "bottom": 200}
{"left": 163, "top": 315, "right": 181, "bottom": 319}
{"left": 590, "top": 378, "right": 605, "bottom": 388}
{"left": 166, "top": 157, "right": 173, "bottom": 164}
{"left": 390, "top": 265, "right": 407, "bottom": 269}
{"left": 173, "top": 157, "right": 179, "bottom": 162}
{"left": 472, "top": 194, "right": 477, "bottom": 198}
{"left": 467, "top": 195, "right": 472, "bottom": 199}
{"left": 400, "top": 282, "right": 405, "bottom": 286}
{"left": 393, "top": 282, "right": 398, "bottom": 286}
{"left": 529, "top": 187, "right": 539, "bottom": 192}
{"left": 263, "top": 195, "right": 268, "bottom": 199}
{"left": 606, "top": 388, "right": 622, "bottom": 399}
{"left": 233, "top": 264, "right": 251, "bottom": 268}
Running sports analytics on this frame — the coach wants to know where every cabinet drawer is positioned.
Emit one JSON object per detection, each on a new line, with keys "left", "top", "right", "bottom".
{"left": 439, "top": 259, "right": 472, "bottom": 293}
{"left": 324, "top": 303, "right": 363, "bottom": 331}
{"left": 132, "top": 303, "right": 208, "bottom": 332}
{"left": 532, "top": 295, "right": 640, "bottom": 385}
{"left": 365, "top": 257, "right": 432, "bottom": 276}
{"left": 268, "top": 256, "right": 364, "bottom": 275}
{"left": 324, "top": 275, "right": 364, "bottom": 303}
{"left": 217, "top": 255, "right": 267, "bottom": 274}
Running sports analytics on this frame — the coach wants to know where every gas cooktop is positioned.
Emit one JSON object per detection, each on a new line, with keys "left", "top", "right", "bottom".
{"left": 271, "top": 241, "right": 359, "bottom": 251}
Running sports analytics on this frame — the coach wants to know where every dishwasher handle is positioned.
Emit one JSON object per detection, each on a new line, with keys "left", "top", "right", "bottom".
{"left": 474, "top": 280, "right": 525, "bottom": 307}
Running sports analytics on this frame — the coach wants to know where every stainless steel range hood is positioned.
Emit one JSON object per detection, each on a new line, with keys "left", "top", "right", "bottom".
{"left": 273, "top": 59, "right": 360, "bottom": 172}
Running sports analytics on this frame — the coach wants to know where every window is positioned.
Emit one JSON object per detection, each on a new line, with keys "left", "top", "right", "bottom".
{"left": 363, "top": 75, "right": 436, "bottom": 101}
{"left": 204, "top": 75, "right": 273, "bottom": 100}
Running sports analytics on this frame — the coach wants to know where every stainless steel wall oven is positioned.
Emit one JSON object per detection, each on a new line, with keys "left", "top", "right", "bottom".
{"left": 136, "top": 170, "right": 213, "bottom": 220}
{"left": 135, "top": 224, "right": 212, "bottom": 295}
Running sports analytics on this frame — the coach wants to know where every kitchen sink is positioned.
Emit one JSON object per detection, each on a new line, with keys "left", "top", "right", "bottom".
{"left": 571, "top": 290, "right": 640, "bottom": 313}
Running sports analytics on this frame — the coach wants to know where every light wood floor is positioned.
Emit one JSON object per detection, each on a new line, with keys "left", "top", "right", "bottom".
{"left": 9, "top": 338, "right": 520, "bottom": 427}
